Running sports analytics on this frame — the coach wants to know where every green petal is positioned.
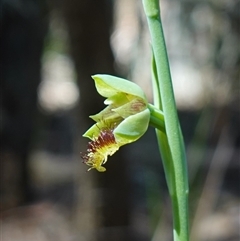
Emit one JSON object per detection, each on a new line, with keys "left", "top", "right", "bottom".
{"left": 83, "top": 116, "right": 123, "bottom": 140}
{"left": 92, "top": 74, "right": 147, "bottom": 101}
{"left": 82, "top": 123, "right": 102, "bottom": 140}
{"left": 113, "top": 108, "right": 150, "bottom": 145}
{"left": 104, "top": 92, "right": 130, "bottom": 106}
{"left": 113, "top": 98, "right": 147, "bottom": 119}
{"left": 90, "top": 106, "right": 119, "bottom": 122}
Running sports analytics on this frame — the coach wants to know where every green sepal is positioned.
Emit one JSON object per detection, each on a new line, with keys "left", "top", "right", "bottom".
{"left": 92, "top": 74, "right": 147, "bottom": 101}
{"left": 114, "top": 108, "right": 150, "bottom": 145}
{"left": 82, "top": 122, "right": 105, "bottom": 140}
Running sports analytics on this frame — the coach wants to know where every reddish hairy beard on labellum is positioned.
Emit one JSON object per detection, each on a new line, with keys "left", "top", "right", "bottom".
{"left": 81, "top": 128, "right": 119, "bottom": 172}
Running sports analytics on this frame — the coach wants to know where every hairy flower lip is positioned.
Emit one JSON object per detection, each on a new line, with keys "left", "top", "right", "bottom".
{"left": 81, "top": 128, "right": 119, "bottom": 172}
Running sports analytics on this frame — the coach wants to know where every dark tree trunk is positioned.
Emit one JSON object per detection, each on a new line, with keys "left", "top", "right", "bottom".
{"left": 56, "top": 1, "right": 133, "bottom": 241}
{"left": 1, "top": 0, "right": 48, "bottom": 209}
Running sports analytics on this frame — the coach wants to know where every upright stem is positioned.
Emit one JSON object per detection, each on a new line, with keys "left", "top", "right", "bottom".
{"left": 142, "top": 1, "right": 189, "bottom": 240}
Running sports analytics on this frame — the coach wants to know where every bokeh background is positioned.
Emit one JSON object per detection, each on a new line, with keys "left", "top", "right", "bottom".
{"left": 1, "top": 0, "right": 239, "bottom": 241}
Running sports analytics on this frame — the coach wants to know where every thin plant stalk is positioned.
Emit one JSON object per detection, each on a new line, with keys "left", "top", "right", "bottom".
{"left": 142, "top": 0, "right": 189, "bottom": 240}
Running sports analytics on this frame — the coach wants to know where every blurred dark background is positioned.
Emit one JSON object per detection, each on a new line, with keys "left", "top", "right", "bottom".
{"left": 1, "top": 0, "right": 239, "bottom": 241}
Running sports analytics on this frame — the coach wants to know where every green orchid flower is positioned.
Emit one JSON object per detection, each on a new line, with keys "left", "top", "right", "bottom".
{"left": 81, "top": 74, "right": 150, "bottom": 172}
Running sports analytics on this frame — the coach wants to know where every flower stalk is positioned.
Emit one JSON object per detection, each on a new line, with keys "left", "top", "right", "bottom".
{"left": 142, "top": 0, "right": 189, "bottom": 240}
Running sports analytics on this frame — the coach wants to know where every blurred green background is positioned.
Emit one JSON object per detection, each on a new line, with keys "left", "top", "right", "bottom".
{"left": 1, "top": 0, "right": 239, "bottom": 241}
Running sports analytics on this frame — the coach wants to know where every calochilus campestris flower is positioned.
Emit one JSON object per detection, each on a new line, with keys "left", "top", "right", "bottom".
{"left": 81, "top": 74, "right": 150, "bottom": 172}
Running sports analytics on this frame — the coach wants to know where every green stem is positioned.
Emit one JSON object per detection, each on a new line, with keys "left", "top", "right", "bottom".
{"left": 142, "top": 1, "right": 189, "bottom": 241}
{"left": 148, "top": 104, "right": 165, "bottom": 132}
